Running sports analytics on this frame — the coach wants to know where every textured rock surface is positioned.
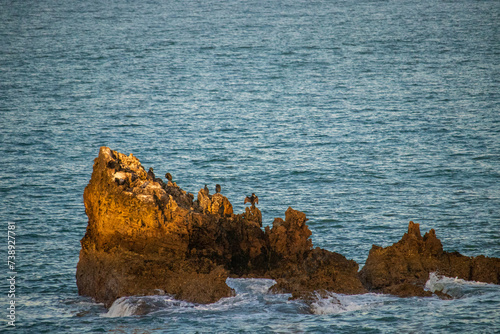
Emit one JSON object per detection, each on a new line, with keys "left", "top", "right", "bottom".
{"left": 77, "top": 147, "right": 365, "bottom": 307}
{"left": 77, "top": 147, "right": 234, "bottom": 307}
{"left": 77, "top": 147, "right": 499, "bottom": 307}
{"left": 266, "top": 209, "right": 366, "bottom": 297}
{"left": 359, "top": 221, "right": 500, "bottom": 297}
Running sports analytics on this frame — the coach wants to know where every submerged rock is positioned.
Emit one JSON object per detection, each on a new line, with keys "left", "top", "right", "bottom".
{"left": 359, "top": 221, "right": 500, "bottom": 297}
{"left": 77, "top": 147, "right": 365, "bottom": 307}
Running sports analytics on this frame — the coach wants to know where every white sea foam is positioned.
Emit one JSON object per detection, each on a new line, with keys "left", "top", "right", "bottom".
{"left": 194, "top": 278, "right": 280, "bottom": 313}
{"left": 101, "top": 279, "right": 280, "bottom": 317}
{"left": 102, "top": 295, "right": 194, "bottom": 318}
{"left": 309, "top": 292, "right": 385, "bottom": 315}
{"left": 102, "top": 274, "right": 495, "bottom": 319}
{"left": 103, "top": 297, "right": 138, "bottom": 318}
{"left": 425, "top": 272, "right": 489, "bottom": 298}
{"left": 226, "top": 277, "right": 276, "bottom": 295}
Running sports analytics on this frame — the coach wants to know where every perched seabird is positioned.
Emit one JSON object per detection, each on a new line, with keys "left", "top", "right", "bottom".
{"left": 165, "top": 173, "right": 172, "bottom": 182}
{"left": 244, "top": 193, "right": 259, "bottom": 208}
{"left": 147, "top": 167, "right": 155, "bottom": 180}
{"left": 215, "top": 184, "right": 221, "bottom": 194}
{"left": 204, "top": 184, "right": 209, "bottom": 195}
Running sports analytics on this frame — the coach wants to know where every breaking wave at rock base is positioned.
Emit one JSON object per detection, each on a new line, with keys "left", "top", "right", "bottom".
{"left": 425, "top": 272, "right": 493, "bottom": 298}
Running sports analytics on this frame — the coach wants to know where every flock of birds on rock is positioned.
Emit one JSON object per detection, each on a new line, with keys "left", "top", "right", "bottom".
{"left": 148, "top": 168, "right": 259, "bottom": 208}
{"left": 205, "top": 183, "right": 258, "bottom": 208}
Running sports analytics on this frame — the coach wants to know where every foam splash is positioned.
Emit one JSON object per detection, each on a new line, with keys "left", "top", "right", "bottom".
{"left": 226, "top": 278, "right": 276, "bottom": 295}
{"left": 425, "top": 272, "right": 488, "bottom": 298}
{"left": 194, "top": 278, "right": 280, "bottom": 312}
{"left": 103, "top": 297, "right": 138, "bottom": 318}
{"left": 102, "top": 295, "right": 194, "bottom": 318}
{"left": 102, "top": 279, "right": 278, "bottom": 317}
{"left": 103, "top": 279, "right": 411, "bottom": 318}
{"left": 309, "top": 292, "right": 383, "bottom": 315}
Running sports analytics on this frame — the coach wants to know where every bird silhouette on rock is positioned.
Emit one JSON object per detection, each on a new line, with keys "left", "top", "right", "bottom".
{"left": 244, "top": 193, "right": 259, "bottom": 208}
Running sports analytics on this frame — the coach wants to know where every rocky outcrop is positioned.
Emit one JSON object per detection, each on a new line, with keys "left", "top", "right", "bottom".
{"left": 197, "top": 189, "right": 233, "bottom": 216}
{"left": 77, "top": 147, "right": 499, "bottom": 307}
{"left": 359, "top": 221, "right": 500, "bottom": 297}
{"left": 77, "top": 147, "right": 235, "bottom": 307}
{"left": 266, "top": 209, "right": 366, "bottom": 297}
{"left": 269, "top": 247, "right": 366, "bottom": 299}
{"left": 77, "top": 147, "right": 365, "bottom": 307}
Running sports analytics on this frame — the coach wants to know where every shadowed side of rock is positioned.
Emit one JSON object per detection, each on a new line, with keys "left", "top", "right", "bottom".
{"left": 359, "top": 221, "right": 500, "bottom": 297}
{"left": 265, "top": 208, "right": 366, "bottom": 297}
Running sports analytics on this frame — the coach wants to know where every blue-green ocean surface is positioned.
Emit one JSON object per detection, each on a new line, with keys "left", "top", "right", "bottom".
{"left": 1, "top": 0, "right": 499, "bottom": 332}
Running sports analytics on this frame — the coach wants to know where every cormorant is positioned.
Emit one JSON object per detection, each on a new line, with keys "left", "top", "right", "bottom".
{"left": 147, "top": 167, "right": 155, "bottom": 180}
{"left": 204, "top": 184, "right": 209, "bottom": 195}
{"left": 244, "top": 193, "right": 259, "bottom": 208}
{"left": 215, "top": 184, "right": 221, "bottom": 194}
{"left": 165, "top": 173, "right": 172, "bottom": 182}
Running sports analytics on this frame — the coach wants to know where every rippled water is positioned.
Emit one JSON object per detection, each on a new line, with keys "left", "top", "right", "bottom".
{"left": 1, "top": 0, "right": 499, "bottom": 332}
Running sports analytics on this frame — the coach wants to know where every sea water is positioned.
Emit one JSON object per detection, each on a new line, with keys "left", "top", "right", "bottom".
{"left": 0, "top": 0, "right": 499, "bottom": 332}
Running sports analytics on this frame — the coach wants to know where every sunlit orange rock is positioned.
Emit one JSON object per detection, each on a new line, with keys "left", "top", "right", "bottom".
{"left": 77, "top": 147, "right": 233, "bottom": 307}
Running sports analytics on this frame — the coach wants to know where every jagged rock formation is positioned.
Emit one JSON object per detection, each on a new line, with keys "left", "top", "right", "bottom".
{"left": 77, "top": 147, "right": 499, "bottom": 307}
{"left": 359, "top": 221, "right": 500, "bottom": 297}
{"left": 265, "top": 209, "right": 365, "bottom": 298}
{"left": 197, "top": 188, "right": 233, "bottom": 217}
{"left": 77, "top": 147, "right": 365, "bottom": 307}
{"left": 77, "top": 147, "right": 234, "bottom": 307}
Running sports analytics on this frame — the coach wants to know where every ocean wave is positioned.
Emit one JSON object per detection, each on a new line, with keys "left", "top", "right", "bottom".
{"left": 102, "top": 295, "right": 195, "bottom": 318}
{"left": 425, "top": 272, "right": 491, "bottom": 298}
{"left": 309, "top": 292, "right": 388, "bottom": 315}
{"left": 102, "top": 278, "right": 279, "bottom": 318}
{"left": 194, "top": 278, "right": 280, "bottom": 313}
{"left": 226, "top": 277, "right": 276, "bottom": 295}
